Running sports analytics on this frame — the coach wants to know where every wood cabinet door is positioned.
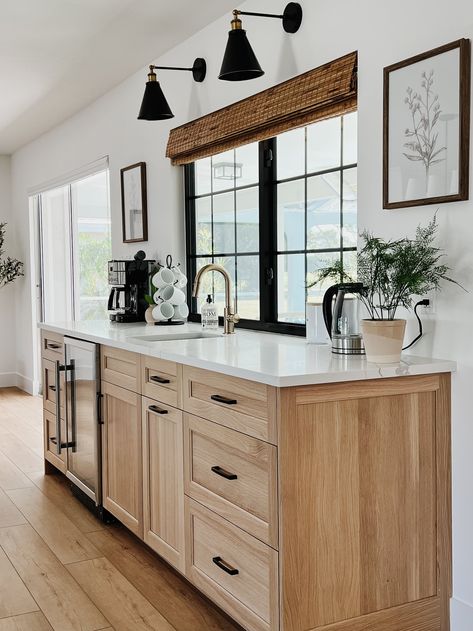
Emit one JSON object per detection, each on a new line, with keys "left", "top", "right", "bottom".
{"left": 142, "top": 396, "right": 185, "bottom": 573}
{"left": 102, "top": 381, "right": 143, "bottom": 537}
{"left": 279, "top": 374, "right": 450, "bottom": 631}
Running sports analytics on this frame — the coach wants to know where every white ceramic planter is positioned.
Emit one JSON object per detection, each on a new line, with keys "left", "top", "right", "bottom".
{"left": 144, "top": 306, "right": 155, "bottom": 325}
{"left": 361, "top": 319, "right": 406, "bottom": 363}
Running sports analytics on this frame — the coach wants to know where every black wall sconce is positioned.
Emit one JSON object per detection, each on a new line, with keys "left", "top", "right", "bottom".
{"left": 138, "top": 58, "right": 207, "bottom": 120}
{"left": 219, "top": 3, "right": 303, "bottom": 81}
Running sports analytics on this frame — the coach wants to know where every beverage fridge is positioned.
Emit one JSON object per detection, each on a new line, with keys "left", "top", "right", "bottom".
{"left": 53, "top": 336, "right": 111, "bottom": 520}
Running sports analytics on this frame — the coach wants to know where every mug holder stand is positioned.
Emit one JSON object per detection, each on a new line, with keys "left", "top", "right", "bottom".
{"left": 153, "top": 319, "right": 185, "bottom": 326}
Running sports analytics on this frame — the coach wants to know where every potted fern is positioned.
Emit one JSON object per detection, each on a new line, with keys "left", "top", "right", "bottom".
{"left": 309, "top": 216, "right": 459, "bottom": 362}
{"left": 0, "top": 223, "right": 23, "bottom": 289}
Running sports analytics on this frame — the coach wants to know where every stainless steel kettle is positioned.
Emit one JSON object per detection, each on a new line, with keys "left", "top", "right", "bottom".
{"left": 322, "top": 283, "right": 365, "bottom": 355}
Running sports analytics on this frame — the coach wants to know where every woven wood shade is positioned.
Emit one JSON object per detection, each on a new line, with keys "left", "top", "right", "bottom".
{"left": 166, "top": 51, "right": 357, "bottom": 165}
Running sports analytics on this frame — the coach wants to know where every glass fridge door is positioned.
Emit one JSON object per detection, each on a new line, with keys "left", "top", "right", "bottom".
{"left": 64, "top": 337, "right": 100, "bottom": 504}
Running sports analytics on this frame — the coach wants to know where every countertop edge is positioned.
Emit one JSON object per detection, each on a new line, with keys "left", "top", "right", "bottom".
{"left": 39, "top": 322, "right": 457, "bottom": 388}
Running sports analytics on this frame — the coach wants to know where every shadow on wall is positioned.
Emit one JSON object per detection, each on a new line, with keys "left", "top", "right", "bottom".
{"left": 276, "top": 36, "right": 298, "bottom": 83}
{"left": 187, "top": 80, "right": 204, "bottom": 121}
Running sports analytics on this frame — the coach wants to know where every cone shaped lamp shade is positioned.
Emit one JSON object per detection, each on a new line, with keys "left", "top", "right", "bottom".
{"left": 138, "top": 80, "right": 174, "bottom": 120}
{"left": 219, "top": 29, "right": 264, "bottom": 81}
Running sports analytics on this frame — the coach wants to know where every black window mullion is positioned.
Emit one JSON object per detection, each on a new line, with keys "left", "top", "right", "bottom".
{"left": 259, "top": 138, "right": 277, "bottom": 323}
{"left": 184, "top": 164, "right": 197, "bottom": 313}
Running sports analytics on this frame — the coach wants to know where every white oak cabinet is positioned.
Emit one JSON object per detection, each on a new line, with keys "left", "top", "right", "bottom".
{"left": 41, "top": 340, "right": 452, "bottom": 631}
{"left": 142, "top": 395, "right": 185, "bottom": 572}
{"left": 101, "top": 379, "right": 143, "bottom": 537}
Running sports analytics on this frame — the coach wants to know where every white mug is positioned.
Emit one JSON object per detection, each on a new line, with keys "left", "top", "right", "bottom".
{"left": 152, "top": 301, "right": 175, "bottom": 321}
{"left": 158, "top": 285, "right": 186, "bottom": 305}
{"left": 173, "top": 303, "right": 189, "bottom": 320}
{"left": 152, "top": 267, "right": 175, "bottom": 288}
{"left": 172, "top": 267, "right": 188, "bottom": 288}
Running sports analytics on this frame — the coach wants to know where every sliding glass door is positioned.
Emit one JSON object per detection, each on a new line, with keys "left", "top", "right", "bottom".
{"left": 37, "top": 168, "right": 111, "bottom": 323}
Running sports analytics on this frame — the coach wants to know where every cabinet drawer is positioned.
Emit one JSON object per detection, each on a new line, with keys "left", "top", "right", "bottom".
{"left": 101, "top": 346, "right": 140, "bottom": 393}
{"left": 43, "top": 409, "right": 66, "bottom": 473}
{"left": 41, "top": 330, "right": 64, "bottom": 362}
{"left": 186, "top": 498, "right": 278, "bottom": 631}
{"left": 141, "top": 356, "right": 181, "bottom": 407}
{"left": 42, "top": 359, "right": 65, "bottom": 418}
{"left": 185, "top": 415, "right": 278, "bottom": 548}
{"left": 182, "top": 366, "right": 277, "bottom": 444}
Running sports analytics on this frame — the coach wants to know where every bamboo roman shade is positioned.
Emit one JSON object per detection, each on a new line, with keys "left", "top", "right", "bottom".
{"left": 166, "top": 51, "right": 357, "bottom": 165}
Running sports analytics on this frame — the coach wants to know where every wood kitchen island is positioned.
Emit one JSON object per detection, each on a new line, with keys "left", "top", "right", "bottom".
{"left": 40, "top": 321, "right": 454, "bottom": 631}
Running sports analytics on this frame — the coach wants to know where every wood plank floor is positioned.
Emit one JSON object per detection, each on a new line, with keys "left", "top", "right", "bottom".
{"left": 0, "top": 387, "right": 242, "bottom": 631}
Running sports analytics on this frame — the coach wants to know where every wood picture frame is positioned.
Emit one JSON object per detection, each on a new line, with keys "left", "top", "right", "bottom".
{"left": 121, "top": 162, "right": 148, "bottom": 242}
{"left": 383, "top": 39, "right": 471, "bottom": 209}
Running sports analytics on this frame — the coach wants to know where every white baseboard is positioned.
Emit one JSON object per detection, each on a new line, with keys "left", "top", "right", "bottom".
{"left": 0, "top": 372, "right": 18, "bottom": 388}
{"left": 451, "top": 598, "right": 473, "bottom": 631}
{"left": 0, "top": 372, "right": 36, "bottom": 395}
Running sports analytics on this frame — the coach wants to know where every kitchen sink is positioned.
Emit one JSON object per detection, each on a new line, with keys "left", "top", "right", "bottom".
{"left": 128, "top": 331, "right": 222, "bottom": 344}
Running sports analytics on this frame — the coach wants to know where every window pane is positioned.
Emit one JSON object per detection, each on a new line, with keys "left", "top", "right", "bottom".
{"left": 236, "top": 187, "right": 259, "bottom": 253}
{"left": 212, "top": 149, "right": 235, "bottom": 192}
{"left": 212, "top": 256, "right": 236, "bottom": 317}
{"left": 195, "top": 197, "right": 212, "bottom": 255}
{"left": 195, "top": 157, "right": 212, "bottom": 196}
{"left": 277, "top": 179, "right": 305, "bottom": 251}
{"left": 307, "top": 117, "right": 341, "bottom": 173}
{"left": 306, "top": 252, "right": 340, "bottom": 302}
{"left": 343, "top": 112, "right": 357, "bottom": 165}
{"left": 342, "top": 250, "right": 357, "bottom": 279}
{"left": 277, "top": 128, "right": 305, "bottom": 179}
{"left": 236, "top": 255, "right": 260, "bottom": 320}
{"left": 342, "top": 168, "right": 357, "bottom": 248}
{"left": 306, "top": 172, "right": 341, "bottom": 250}
{"left": 40, "top": 186, "right": 73, "bottom": 322}
{"left": 213, "top": 192, "right": 235, "bottom": 254}
{"left": 71, "top": 171, "right": 111, "bottom": 321}
{"left": 277, "top": 253, "right": 305, "bottom": 323}
{"left": 194, "top": 257, "right": 213, "bottom": 314}
{"left": 236, "top": 142, "right": 258, "bottom": 187}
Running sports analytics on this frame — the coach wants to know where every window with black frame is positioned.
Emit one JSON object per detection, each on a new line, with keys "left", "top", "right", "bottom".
{"left": 185, "top": 112, "right": 357, "bottom": 335}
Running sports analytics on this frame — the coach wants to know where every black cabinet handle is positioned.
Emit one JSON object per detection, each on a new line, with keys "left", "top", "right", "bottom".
{"left": 150, "top": 375, "right": 171, "bottom": 384}
{"left": 211, "top": 394, "right": 237, "bottom": 405}
{"left": 47, "top": 343, "right": 61, "bottom": 349}
{"left": 49, "top": 385, "right": 56, "bottom": 392}
{"left": 211, "top": 466, "right": 238, "bottom": 480}
{"left": 148, "top": 405, "right": 168, "bottom": 415}
{"left": 212, "top": 556, "right": 239, "bottom": 576}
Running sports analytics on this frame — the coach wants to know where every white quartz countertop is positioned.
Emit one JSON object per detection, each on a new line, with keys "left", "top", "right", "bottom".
{"left": 39, "top": 320, "right": 456, "bottom": 387}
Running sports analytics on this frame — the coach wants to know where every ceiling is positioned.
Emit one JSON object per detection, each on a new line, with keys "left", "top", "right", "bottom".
{"left": 0, "top": 0, "right": 236, "bottom": 154}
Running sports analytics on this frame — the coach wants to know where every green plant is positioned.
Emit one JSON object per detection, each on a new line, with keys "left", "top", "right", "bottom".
{"left": 0, "top": 223, "right": 23, "bottom": 288}
{"left": 308, "top": 216, "right": 460, "bottom": 320}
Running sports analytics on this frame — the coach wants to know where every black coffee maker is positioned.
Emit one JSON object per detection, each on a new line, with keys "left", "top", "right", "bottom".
{"left": 107, "top": 251, "right": 155, "bottom": 323}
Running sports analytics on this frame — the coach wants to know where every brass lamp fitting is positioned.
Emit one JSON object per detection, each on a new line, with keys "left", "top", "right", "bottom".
{"left": 231, "top": 9, "right": 243, "bottom": 29}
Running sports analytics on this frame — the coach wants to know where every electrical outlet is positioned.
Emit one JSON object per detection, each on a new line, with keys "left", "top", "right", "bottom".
{"left": 420, "top": 295, "right": 436, "bottom": 315}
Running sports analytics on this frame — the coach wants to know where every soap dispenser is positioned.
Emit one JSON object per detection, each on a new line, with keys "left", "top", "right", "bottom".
{"left": 201, "top": 294, "right": 218, "bottom": 329}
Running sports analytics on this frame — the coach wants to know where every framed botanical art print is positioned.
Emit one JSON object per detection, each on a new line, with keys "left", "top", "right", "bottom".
{"left": 383, "top": 39, "right": 471, "bottom": 209}
{"left": 121, "top": 162, "right": 148, "bottom": 242}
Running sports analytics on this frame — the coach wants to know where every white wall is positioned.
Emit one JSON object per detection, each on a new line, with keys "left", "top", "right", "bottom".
{"left": 8, "top": 0, "right": 473, "bottom": 625}
{"left": 0, "top": 155, "right": 19, "bottom": 386}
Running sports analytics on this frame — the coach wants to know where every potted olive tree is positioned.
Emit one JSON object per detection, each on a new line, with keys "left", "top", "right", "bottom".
{"left": 0, "top": 223, "right": 23, "bottom": 288}
{"left": 310, "top": 216, "right": 459, "bottom": 362}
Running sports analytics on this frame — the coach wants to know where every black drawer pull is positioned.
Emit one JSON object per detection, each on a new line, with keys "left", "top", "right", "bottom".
{"left": 47, "top": 343, "right": 61, "bottom": 349}
{"left": 148, "top": 405, "right": 168, "bottom": 415}
{"left": 49, "top": 437, "right": 74, "bottom": 448}
{"left": 49, "top": 385, "right": 56, "bottom": 392}
{"left": 211, "top": 466, "right": 238, "bottom": 480}
{"left": 150, "top": 375, "right": 171, "bottom": 384}
{"left": 212, "top": 556, "right": 239, "bottom": 576}
{"left": 211, "top": 394, "right": 237, "bottom": 405}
